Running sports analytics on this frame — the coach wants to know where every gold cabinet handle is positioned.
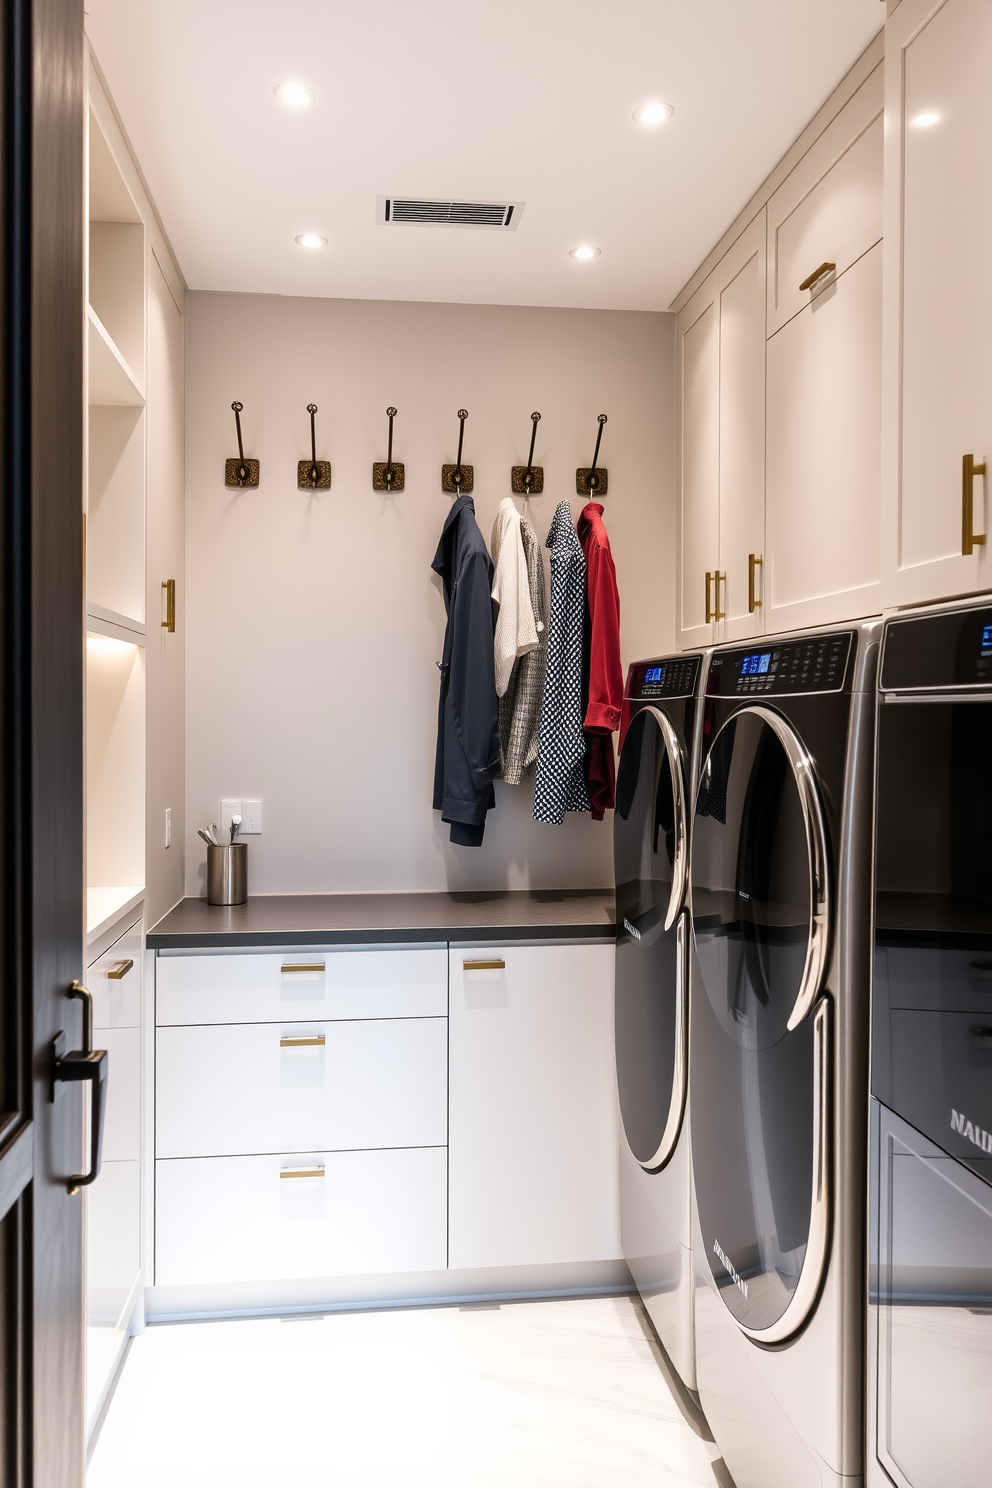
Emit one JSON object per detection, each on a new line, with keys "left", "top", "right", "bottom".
{"left": 280, "top": 963, "right": 324, "bottom": 975}
{"left": 799, "top": 261, "right": 836, "bottom": 293}
{"left": 279, "top": 1034, "right": 325, "bottom": 1048}
{"left": 463, "top": 959, "right": 505, "bottom": 971}
{"left": 712, "top": 571, "right": 726, "bottom": 623}
{"left": 704, "top": 571, "right": 714, "bottom": 624}
{"left": 748, "top": 554, "right": 763, "bottom": 613}
{"left": 962, "top": 454, "right": 987, "bottom": 555}
{"left": 107, "top": 959, "right": 133, "bottom": 980}
{"left": 161, "top": 578, "right": 176, "bottom": 632}
{"left": 280, "top": 1165, "right": 325, "bottom": 1179}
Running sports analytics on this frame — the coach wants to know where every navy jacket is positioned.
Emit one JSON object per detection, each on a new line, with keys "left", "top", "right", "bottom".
{"left": 431, "top": 496, "right": 499, "bottom": 846}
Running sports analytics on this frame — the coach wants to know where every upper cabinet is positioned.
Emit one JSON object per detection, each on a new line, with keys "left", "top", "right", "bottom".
{"left": 677, "top": 213, "right": 766, "bottom": 649}
{"left": 676, "top": 53, "right": 883, "bottom": 651}
{"left": 882, "top": 0, "right": 992, "bottom": 609}
{"left": 765, "top": 72, "right": 883, "bottom": 634}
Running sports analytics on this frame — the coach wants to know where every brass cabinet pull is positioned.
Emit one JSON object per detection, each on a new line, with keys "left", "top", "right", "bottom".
{"left": 463, "top": 959, "right": 505, "bottom": 971}
{"left": 280, "top": 963, "right": 324, "bottom": 975}
{"left": 799, "top": 261, "right": 836, "bottom": 293}
{"left": 280, "top": 1165, "right": 325, "bottom": 1179}
{"left": 161, "top": 578, "right": 176, "bottom": 632}
{"left": 713, "top": 571, "right": 727, "bottom": 623}
{"left": 279, "top": 1034, "right": 325, "bottom": 1048}
{"left": 748, "top": 554, "right": 763, "bottom": 613}
{"left": 962, "top": 454, "right": 987, "bottom": 555}
{"left": 107, "top": 959, "right": 133, "bottom": 980}
{"left": 704, "top": 571, "right": 714, "bottom": 624}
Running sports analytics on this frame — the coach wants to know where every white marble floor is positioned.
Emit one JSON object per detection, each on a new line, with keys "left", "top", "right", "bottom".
{"left": 88, "top": 1294, "right": 725, "bottom": 1488}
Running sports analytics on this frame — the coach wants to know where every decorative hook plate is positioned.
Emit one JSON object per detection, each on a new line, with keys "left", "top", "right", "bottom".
{"left": 226, "top": 458, "right": 260, "bottom": 488}
{"left": 575, "top": 467, "right": 608, "bottom": 497}
{"left": 373, "top": 462, "right": 405, "bottom": 491}
{"left": 511, "top": 466, "right": 544, "bottom": 494}
{"left": 297, "top": 460, "right": 332, "bottom": 490}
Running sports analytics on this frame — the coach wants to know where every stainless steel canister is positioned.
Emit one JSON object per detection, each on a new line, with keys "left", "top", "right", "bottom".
{"left": 206, "top": 842, "right": 247, "bottom": 905}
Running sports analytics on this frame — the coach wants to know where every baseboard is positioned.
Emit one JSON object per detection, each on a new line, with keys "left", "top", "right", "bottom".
{"left": 145, "top": 1258, "right": 633, "bottom": 1323}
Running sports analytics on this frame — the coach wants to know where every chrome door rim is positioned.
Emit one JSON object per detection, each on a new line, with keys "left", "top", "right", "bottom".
{"left": 640, "top": 706, "right": 689, "bottom": 932}
{"left": 635, "top": 910, "right": 689, "bottom": 1172}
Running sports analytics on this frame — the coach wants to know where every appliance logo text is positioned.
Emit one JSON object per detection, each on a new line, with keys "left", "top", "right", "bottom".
{"left": 623, "top": 918, "right": 641, "bottom": 941}
{"left": 951, "top": 1109, "right": 992, "bottom": 1154}
{"left": 712, "top": 1237, "right": 749, "bottom": 1300}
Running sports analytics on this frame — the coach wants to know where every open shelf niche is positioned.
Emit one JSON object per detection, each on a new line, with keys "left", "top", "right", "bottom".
{"left": 86, "top": 111, "right": 146, "bottom": 636}
{"left": 85, "top": 628, "right": 145, "bottom": 941}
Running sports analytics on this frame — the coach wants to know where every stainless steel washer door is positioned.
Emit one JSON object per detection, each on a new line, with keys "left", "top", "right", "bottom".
{"left": 690, "top": 706, "right": 832, "bottom": 1342}
{"left": 614, "top": 707, "right": 689, "bottom": 1172}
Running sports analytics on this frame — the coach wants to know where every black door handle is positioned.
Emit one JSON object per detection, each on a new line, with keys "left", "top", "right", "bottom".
{"left": 54, "top": 981, "right": 108, "bottom": 1194}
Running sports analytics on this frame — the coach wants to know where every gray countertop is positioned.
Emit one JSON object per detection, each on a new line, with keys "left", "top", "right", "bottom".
{"left": 146, "top": 889, "right": 616, "bottom": 949}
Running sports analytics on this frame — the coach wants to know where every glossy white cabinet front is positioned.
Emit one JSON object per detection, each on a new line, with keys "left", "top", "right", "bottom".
{"left": 156, "top": 1015, "right": 447, "bottom": 1157}
{"left": 155, "top": 947, "right": 447, "bottom": 1025}
{"left": 155, "top": 1147, "right": 447, "bottom": 1285}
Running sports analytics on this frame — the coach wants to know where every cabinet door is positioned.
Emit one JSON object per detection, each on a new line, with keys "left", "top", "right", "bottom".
{"left": 88, "top": 917, "right": 141, "bottom": 1028}
{"left": 718, "top": 214, "right": 767, "bottom": 641}
{"left": 765, "top": 241, "right": 882, "bottom": 633}
{"left": 677, "top": 270, "right": 720, "bottom": 648}
{"left": 767, "top": 67, "right": 883, "bottom": 338}
{"left": 883, "top": 0, "right": 992, "bottom": 608}
{"left": 448, "top": 944, "right": 618, "bottom": 1270}
{"left": 156, "top": 1016, "right": 448, "bottom": 1158}
{"left": 155, "top": 1147, "right": 447, "bottom": 1286}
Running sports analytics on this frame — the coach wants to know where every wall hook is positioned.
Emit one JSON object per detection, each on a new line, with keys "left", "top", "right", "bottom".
{"left": 512, "top": 411, "right": 544, "bottom": 494}
{"left": 225, "top": 402, "right": 260, "bottom": 488}
{"left": 576, "top": 413, "right": 608, "bottom": 497}
{"left": 442, "top": 408, "right": 474, "bottom": 494}
{"left": 297, "top": 403, "right": 332, "bottom": 490}
{"left": 373, "top": 406, "right": 405, "bottom": 491}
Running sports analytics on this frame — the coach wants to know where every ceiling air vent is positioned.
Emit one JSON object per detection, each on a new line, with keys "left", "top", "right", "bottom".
{"left": 376, "top": 196, "right": 523, "bottom": 231}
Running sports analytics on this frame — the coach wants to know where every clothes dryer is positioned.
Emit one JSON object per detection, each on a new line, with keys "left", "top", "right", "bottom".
{"left": 867, "top": 600, "right": 992, "bottom": 1488}
{"left": 688, "top": 622, "right": 880, "bottom": 1488}
{"left": 614, "top": 652, "right": 706, "bottom": 1388}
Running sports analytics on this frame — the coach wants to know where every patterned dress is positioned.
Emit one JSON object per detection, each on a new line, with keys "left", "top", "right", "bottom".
{"left": 533, "top": 501, "right": 590, "bottom": 823}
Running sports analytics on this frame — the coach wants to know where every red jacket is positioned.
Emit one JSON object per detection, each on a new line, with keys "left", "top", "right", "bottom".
{"left": 577, "top": 503, "right": 622, "bottom": 819}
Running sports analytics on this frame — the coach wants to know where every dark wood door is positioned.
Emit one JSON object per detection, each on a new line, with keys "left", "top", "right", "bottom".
{"left": 0, "top": 1, "right": 85, "bottom": 1484}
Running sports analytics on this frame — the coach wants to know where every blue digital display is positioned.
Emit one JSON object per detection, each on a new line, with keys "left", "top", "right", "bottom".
{"left": 741, "top": 652, "right": 771, "bottom": 676}
{"left": 644, "top": 666, "right": 664, "bottom": 683}
{"left": 983, "top": 624, "right": 992, "bottom": 657}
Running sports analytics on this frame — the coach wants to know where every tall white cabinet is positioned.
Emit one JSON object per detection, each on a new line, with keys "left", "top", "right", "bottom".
{"left": 882, "top": 0, "right": 992, "bottom": 609}
{"left": 83, "top": 52, "right": 185, "bottom": 1437}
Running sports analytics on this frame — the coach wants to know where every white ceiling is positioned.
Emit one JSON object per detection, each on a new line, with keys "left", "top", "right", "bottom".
{"left": 85, "top": 0, "right": 883, "bottom": 312}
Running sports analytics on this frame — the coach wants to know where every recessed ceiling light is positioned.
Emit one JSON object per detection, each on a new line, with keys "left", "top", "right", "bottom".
{"left": 633, "top": 101, "right": 674, "bottom": 126}
{"left": 274, "top": 82, "right": 314, "bottom": 108}
{"left": 569, "top": 245, "right": 601, "bottom": 261}
{"left": 295, "top": 233, "right": 328, "bottom": 249}
{"left": 911, "top": 111, "right": 940, "bottom": 128}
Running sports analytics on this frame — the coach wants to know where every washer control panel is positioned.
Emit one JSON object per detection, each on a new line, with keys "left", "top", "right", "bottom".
{"left": 707, "top": 633, "right": 853, "bottom": 697}
{"left": 627, "top": 655, "right": 700, "bottom": 700}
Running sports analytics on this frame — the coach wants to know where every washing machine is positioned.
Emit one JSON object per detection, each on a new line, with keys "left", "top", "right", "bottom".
{"left": 614, "top": 651, "right": 707, "bottom": 1389}
{"left": 867, "top": 600, "right": 992, "bottom": 1488}
{"left": 688, "top": 621, "right": 881, "bottom": 1488}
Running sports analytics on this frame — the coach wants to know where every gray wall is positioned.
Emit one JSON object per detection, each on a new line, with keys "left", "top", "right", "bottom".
{"left": 184, "top": 292, "right": 675, "bottom": 895}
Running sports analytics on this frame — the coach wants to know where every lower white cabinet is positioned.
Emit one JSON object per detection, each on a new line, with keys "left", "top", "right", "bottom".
{"left": 156, "top": 1016, "right": 447, "bottom": 1158}
{"left": 152, "top": 939, "right": 620, "bottom": 1298}
{"left": 155, "top": 1147, "right": 447, "bottom": 1285}
{"left": 448, "top": 943, "right": 619, "bottom": 1270}
{"left": 86, "top": 915, "right": 144, "bottom": 1427}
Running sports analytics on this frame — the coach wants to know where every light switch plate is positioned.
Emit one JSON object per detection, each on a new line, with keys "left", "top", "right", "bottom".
{"left": 242, "top": 799, "right": 263, "bottom": 835}
{"left": 165, "top": 806, "right": 172, "bottom": 849}
{"left": 220, "top": 799, "right": 243, "bottom": 836}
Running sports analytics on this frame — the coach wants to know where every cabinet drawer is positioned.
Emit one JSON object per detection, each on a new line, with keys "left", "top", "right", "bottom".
{"left": 155, "top": 1147, "right": 447, "bottom": 1285}
{"left": 767, "top": 68, "right": 882, "bottom": 337}
{"left": 88, "top": 920, "right": 141, "bottom": 1029}
{"left": 99, "top": 1026, "right": 140, "bottom": 1163}
{"left": 156, "top": 1017, "right": 448, "bottom": 1158}
{"left": 156, "top": 947, "right": 447, "bottom": 1026}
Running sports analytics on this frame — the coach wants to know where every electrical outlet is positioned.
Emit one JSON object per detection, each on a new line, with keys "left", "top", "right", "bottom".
{"left": 220, "top": 799, "right": 243, "bottom": 836}
{"left": 241, "top": 799, "right": 263, "bottom": 835}
{"left": 165, "top": 807, "right": 172, "bottom": 849}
